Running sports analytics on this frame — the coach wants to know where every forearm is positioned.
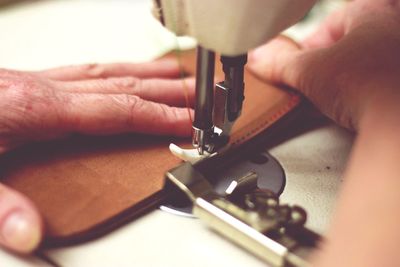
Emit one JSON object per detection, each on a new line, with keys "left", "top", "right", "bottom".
{"left": 313, "top": 96, "right": 400, "bottom": 267}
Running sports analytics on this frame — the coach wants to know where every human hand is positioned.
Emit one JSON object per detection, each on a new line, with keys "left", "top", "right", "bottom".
{"left": 247, "top": 0, "right": 400, "bottom": 131}
{"left": 0, "top": 58, "right": 194, "bottom": 253}
{"left": 249, "top": 1, "right": 400, "bottom": 266}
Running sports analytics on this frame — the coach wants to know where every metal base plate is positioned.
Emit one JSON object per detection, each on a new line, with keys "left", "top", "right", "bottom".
{"left": 160, "top": 152, "right": 286, "bottom": 217}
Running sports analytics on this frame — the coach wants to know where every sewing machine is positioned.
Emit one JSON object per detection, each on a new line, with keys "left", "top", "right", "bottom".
{"left": 152, "top": 1, "right": 325, "bottom": 267}
{"left": 153, "top": 0, "right": 317, "bottom": 154}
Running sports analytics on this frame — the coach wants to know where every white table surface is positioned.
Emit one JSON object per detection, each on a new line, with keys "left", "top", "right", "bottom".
{"left": 0, "top": 1, "right": 351, "bottom": 266}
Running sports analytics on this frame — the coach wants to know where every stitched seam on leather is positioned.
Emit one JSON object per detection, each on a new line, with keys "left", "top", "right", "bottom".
{"left": 229, "top": 94, "right": 300, "bottom": 147}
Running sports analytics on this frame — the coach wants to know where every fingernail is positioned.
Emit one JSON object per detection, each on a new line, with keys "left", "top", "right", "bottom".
{"left": 1, "top": 210, "right": 41, "bottom": 252}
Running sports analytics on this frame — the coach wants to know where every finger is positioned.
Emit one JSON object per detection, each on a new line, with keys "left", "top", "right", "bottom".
{"left": 58, "top": 93, "right": 193, "bottom": 137}
{"left": 57, "top": 77, "right": 196, "bottom": 107}
{"left": 0, "top": 184, "right": 42, "bottom": 253}
{"left": 36, "top": 59, "right": 182, "bottom": 81}
{"left": 302, "top": 7, "right": 348, "bottom": 49}
{"left": 248, "top": 35, "right": 333, "bottom": 101}
{"left": 247, "top": 36, "right": 303, "bottom": 87}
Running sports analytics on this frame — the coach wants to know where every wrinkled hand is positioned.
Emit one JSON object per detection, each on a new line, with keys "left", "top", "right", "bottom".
{"left": 0, "top": 58, "right": 194, "bottom": 253}
{"left": 248, "top": 0, "right": 400, "bottom": 131}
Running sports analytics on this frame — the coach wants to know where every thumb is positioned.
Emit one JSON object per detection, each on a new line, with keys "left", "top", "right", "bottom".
{"left": 248, "top": 36, "right": 303, "bottom": 88}
{"left": 0, "top": 184, "right": 42, "bottom": 253}
{"left": 247, "top": 35, "right": 324, "bottom": 97}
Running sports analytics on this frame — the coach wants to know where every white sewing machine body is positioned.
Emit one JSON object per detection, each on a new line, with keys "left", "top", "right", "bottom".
{"left": 155, "top": 0, "right": 316, "bottom": 55}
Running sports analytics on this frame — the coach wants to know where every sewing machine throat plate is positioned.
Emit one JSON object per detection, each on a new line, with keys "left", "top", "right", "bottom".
{"left": 161, "top": 151, "right": 285, "bottom": 216}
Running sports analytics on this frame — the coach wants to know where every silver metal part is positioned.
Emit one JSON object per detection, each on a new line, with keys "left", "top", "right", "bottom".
{"left": 161, "top": 152, "right": 286, "bottom": 216}
{"left": 213, "top": 82, "right": 235, "bottom": 136}
{"left": 193, "top": 46, "right": 215, "bottom": 155}
{"left": 225, "top": 172, "right": 258, "bottom": 195}
{"left": 192, "top": 126, "right": 214, "bottom": 155}
{"left": 165, "top": 163, "right": 321, "bottom": 267}
{"left": 192, "top": 48, "right": 247, "bottom": 154}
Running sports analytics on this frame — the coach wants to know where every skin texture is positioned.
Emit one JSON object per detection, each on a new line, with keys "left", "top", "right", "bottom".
{"left": 0, "top": 58, "right": 195, "bottom": 253}
{"left": 247, "top": 0, "right": 400, "bottom": 266}
{"left": 248, "top": 0, "right": 400, "bottom": 130}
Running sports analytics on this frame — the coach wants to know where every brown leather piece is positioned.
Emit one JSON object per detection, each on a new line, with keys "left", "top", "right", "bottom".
{"left": 0, "top": 49, "right": 300, "bottom": 245}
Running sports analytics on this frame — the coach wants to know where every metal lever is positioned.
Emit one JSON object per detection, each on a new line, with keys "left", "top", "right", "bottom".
{"left": 165, "top": 163, "right": 321, "bottom": 267}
